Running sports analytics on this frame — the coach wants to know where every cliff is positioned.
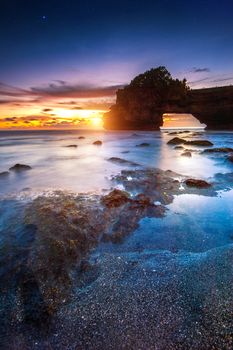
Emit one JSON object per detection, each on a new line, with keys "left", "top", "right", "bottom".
{"left": 103, "top": 68, "right": 233, "bottom": 130}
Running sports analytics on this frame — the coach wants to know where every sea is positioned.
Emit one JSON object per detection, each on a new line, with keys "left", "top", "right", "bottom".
{"left": 0, "top": 129, "right": 233, "bottom": 349}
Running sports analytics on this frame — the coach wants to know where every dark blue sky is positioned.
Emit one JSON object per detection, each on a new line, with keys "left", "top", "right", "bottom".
{"left": 1, "top": 0, "right": 233, "bottom": 90}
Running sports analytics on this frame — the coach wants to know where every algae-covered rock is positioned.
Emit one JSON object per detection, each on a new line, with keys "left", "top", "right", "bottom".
{"left": 101, "top": 189, "right": 131, "bottom": 208}
{"left": 185, "top": 178, "right": 211, "bottom": 188}
{"left": 24, "top": 193, "right": 104, "bottom": 311}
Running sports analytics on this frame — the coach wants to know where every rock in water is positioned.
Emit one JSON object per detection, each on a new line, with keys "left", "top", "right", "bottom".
{"left": 93, "top": 140, "right": 102, "bottom": 145}
{"left": 167, "top": 137, "right": 186, "bottom": 145}
{"left": 101, "top": 189, "right": 131, "bottom": 208}
{"left": 185, "top": 178, "right": 211, "bottom": 188}
{"left": 185, "top": 140, "right": 213, "bottom": 146}
{"left": 181, "top": 151, "right": 192, "bottom": 157}
{"left": 136, "top": 143, "right": 150, "bottom": 147}
{"left": 202, "top": 147, "right": 233, "bottom": 153}
{"left": 107, "top": 157, "right": 139, "bottom": 166}
{"left": 78, "top": 136, "right": 85, "bottom": 139}
{"left": 65, "top": 144, "right": 78, "bottom": 148}
{"left": 168, "top": 138, "right": 213, "bottom": 146}
{"left": 0, "top": 171, "right": 10, "bottom": 178}
{"left": 9, "top": 164, "right": 32, "bottom": 172}
{"left": 24, "top": 194, "right": 105, "bottom": 312}
{"left": 227, "top": 154, "right": 233, "bottom": 162}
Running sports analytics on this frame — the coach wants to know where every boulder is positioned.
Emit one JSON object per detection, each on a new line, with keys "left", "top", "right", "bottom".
{"left": 181, "top": 151, "right": 192, "bottom": 157}
{"left": 93, "top": 140, "right": 102, "bottom": 145}
{"left": 107, "top": 157, "right": 139, "bottom": 166}
{"left": 202, "top": 147, "right": 233, "bottom": 153}
{"left": 184, "top": 140, "right": 213, "bottom": 147}
{"left": 9, "top": 164, "right": 32, "bottom": 172}
{"left": 167, "top": 137, "right": 186, "bottom": 145}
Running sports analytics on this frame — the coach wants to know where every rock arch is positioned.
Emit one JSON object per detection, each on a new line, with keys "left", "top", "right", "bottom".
{"left": 103, "top": 69, "right": 233, "bottom": 130}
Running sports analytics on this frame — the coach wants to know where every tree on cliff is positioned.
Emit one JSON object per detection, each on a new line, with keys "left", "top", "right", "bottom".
{"left": 104, "top": 66, "right": 190, "bottom": 129}
{"left": 129, "top": 66, "right": 189, "bottom": 103}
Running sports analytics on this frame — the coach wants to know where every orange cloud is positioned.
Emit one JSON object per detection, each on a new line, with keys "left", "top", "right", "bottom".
{"left": 0, "top": 80, "right": 118, "bottom": 128}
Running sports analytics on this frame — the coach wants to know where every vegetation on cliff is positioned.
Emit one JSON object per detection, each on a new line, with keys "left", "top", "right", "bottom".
{"left": 104, "top": 66, "right": 233, "bottom": 130}
{"left": 104, "top": 66, "right": 189, "bottom": 130}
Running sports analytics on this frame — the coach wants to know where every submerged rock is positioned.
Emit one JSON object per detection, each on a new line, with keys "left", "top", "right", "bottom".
{"left": 181, "top": 151, "right": 192, "bottom": 157}
{"left": 24, "top": 194, "right": 104, "bottom": 311}
{"left": 113, "top": 168, "right": 182, "bottom": 205}
{"left": 227, "top": 154, "right": 233, "bottom": 163}
{"left": 107, "top": 157, "right": 139, "bottom": 166}
{"left": 202, "top": 147, "right": 233, "bottom": 153}
{"left": 78, "top": 136, "right": 85, "bottom": 139}
{"left": 9, "top": 164, "right": 32, "bottom": 172}
{"left": 185, "top": 178, "right": 211, "bottom": 188}
{"left": 174, "top": 146, "right": 184, "bottom": 150}
{"left": 23, "top": 187, "right": 167, "bottom": 312}
{"left": 0, "top": 171, "right": 10, "bottom": 178}
{"left": 136, "top": 142, "right": 150, "bottom": 147}
{"left": 93, "top": 140, "right": 102, "bottom": 145}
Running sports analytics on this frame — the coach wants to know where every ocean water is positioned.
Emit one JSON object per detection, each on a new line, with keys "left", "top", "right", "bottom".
{"left": 0, "top": 129, "right": 233, "bottom": 348}
{"left": 0, "top": 129, "right": 232, "bottom": 195}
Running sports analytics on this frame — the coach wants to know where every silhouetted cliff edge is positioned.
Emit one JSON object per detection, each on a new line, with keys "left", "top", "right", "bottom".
{"left": 103, "top": 67, "right": 233, "bottom": 130}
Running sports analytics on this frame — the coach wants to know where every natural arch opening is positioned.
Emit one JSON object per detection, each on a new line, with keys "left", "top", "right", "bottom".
{"left": 161, "top": 113, "right": 206, "bottom": 131}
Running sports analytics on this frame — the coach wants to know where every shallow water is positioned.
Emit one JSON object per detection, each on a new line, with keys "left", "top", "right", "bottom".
{"left": 0, "top": 129, "right": 233, "bottom": 349}
{"left": 0, "top": 130, "right": 233, "bottom": 196}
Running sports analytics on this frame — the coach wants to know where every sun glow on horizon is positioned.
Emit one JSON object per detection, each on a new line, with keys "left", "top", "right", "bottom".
{"left": 0, "top": 107, "right": 105, "bottom": 129}
{"left": 162, "top": 113, "right": 206, "bottom": 129}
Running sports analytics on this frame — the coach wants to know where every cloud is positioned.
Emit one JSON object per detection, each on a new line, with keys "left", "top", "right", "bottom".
{"left": 0, "top": 82, "right": 29, "bottom": 97}
{"left": 0, "top": 80, "right": 123, "bottom": 108}
{"left": 188, "top": 77, "right": 211, "bottom": 85}
{"left": 53, "top": 80, "right": 66, "bottom": 85}
{"left": 72, "top": 106, "right": 83, "bottom": 110}
{"left": 30, "top": 82, "right": 125, "bottom": 98}
{"left": 58, "top": 101, "right": 77, "bottom": 105}
{"left": 3, "top": 117, "right": 17, "bottom": 122}
{"left": 42, "top": 108, "right": 53, "bottom": 112}
{"left": 191, "top": 67, "right": 210, "bottom": 73}
{"left": 211, "top": 77, "right": 233, "bottom": 83}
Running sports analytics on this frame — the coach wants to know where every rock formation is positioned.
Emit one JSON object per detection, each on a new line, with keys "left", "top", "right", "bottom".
{"left": 103, "top": 67, "right": 233, "bottom": 130}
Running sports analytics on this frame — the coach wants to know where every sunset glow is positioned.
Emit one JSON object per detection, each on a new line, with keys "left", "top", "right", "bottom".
{"left": 0, "top": 104, "right": 105, "bottom": 130}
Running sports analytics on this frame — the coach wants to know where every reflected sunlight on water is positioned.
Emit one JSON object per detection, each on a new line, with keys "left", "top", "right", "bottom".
{"left": 0, "top": 130, "right": 233, "bottom": 195}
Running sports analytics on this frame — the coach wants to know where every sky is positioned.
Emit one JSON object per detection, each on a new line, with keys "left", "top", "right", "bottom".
{"left": 0, "top": 0, "right": 233, "bottom": 129}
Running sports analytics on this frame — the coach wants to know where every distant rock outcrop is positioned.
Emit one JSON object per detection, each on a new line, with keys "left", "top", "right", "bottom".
{"left": 103, "top": 67, "right": 233, "bottom": 130}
